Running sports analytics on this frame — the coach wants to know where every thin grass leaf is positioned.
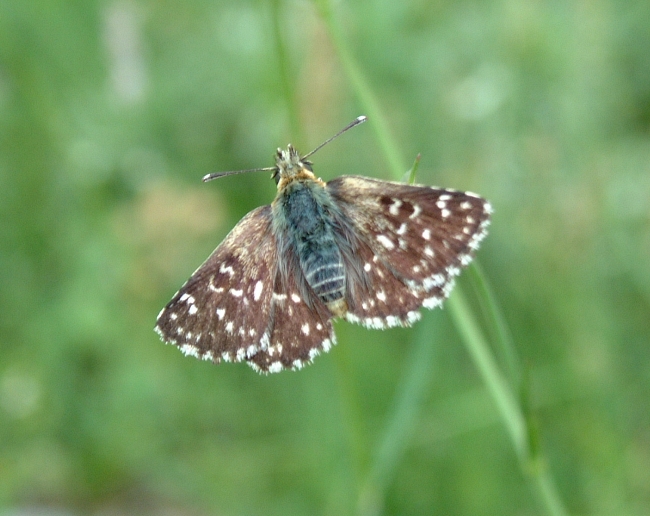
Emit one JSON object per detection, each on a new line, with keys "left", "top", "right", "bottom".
{"left": 310, "top": 3, "right": 568, "bottom": 515}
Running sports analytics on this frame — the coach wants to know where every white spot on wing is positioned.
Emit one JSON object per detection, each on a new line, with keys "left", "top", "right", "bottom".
{"left": 180, "top": 344, "right": 199, "bottom": 358}
{"left": 364, "top": 317, "right": 385, "bottom": 329}
{"left": 346, "top": 313, "right": 361, "bottom": 324}
{"left": 385, "top": 316, "right": 399, "bottom": 327}
{"left": 423, "top": 296, "right": 443, "bottom": 309}
{"left": 377, "top": 234, "right": 395, "bottom": 250}
{"left": 407, "top": 311, "right": 421, "bottom": 323}
{"left": 208, "top": 280, "right": 223, "bottom": 293}
{"left": 301, "top": 323, "right": 310, "bottom": 336}
{"left": 219, "top": 263, "right": 234, "bottom": 276}
{"left": 268, "top": 361, "right": 283, "bottom": 374}
{"left": 409, "top": 204, "right": 422, "bottom": 219}
{"left": 253, "top": 280, "right": 263, "bottom": 301}
{"left": 389, "top": 199, "right": 402, "bottom": 215}
{"left": 422, "top": 274, "right": 446, "bottom": 290}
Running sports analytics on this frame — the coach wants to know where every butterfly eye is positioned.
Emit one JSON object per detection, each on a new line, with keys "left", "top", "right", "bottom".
{"left": 272, "top": 168, "right": 281, "bottom": 184}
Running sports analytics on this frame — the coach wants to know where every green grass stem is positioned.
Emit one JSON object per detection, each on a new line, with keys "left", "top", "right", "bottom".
{"left": 308, "top": 3, "right": 568, "bottom": 515}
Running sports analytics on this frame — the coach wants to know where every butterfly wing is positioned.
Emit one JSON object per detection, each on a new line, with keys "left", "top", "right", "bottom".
{"left": 327, "top": 175, "right": 491, "bottom": 327}
{"left": 156, "top": 174, "right": 491, "bottom": 372}
{"left": 155, "top": 206, "right": 279, "bottom": 363}
{"left": 246, "top": 258, "right": 336, "bottom": 373}
{"left": 156, "top": 204, "right": 337, "bottom": 373}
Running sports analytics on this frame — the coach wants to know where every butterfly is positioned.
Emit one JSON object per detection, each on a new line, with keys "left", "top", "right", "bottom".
{"left": 155, "top": 116, "right": 491, "bottom": 373}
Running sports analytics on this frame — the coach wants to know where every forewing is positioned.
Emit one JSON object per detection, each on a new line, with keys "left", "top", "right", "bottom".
{"left": 155, "top": 206, "right": 277, "bottom": 363}
{"left": 327, "top": 175, "right": 491, "bottom": 325}
{"left": 247, "top": 255, "right": 336, "bottom": 373}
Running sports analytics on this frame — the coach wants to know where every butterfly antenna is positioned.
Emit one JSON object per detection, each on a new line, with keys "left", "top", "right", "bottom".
{"left": 202, "top": 166, "right": 275, "bottom": 182}
{"left": 301, "top": 115, "right": 367, "bottom": 160}
{"left": 202, "top": 115, "right": 367, "bottom": 181}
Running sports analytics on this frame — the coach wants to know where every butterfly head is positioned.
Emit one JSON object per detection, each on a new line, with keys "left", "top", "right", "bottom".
{"left": 273, "top": 144, "right": 323, "bottom": 191}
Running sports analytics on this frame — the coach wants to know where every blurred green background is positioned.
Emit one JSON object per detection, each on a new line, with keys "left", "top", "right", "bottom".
{"left": 2, "top": 0, "right": 650, "bottom": 514}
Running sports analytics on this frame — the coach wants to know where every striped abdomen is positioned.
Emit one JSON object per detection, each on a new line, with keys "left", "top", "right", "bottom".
{"left": 301, "top": 240, "right": 345, "bottom": 304}
{"left": 281, "top": 183, "right": 347, "bottom": 315}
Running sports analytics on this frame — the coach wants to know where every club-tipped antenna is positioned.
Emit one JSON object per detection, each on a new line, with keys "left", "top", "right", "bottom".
{"left": 202, "top": 115, "right": 367, "bottom": 182}
{"left": 203, "top": 166, "right": 275, "bottom": 182}
{"left": 302, "top": 115, "right": 367, "bottom": 160}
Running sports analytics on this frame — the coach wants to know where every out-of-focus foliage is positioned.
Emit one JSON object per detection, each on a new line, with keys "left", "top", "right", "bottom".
{"left": 1, "top": 0, "right": 649, "bottom": 515}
